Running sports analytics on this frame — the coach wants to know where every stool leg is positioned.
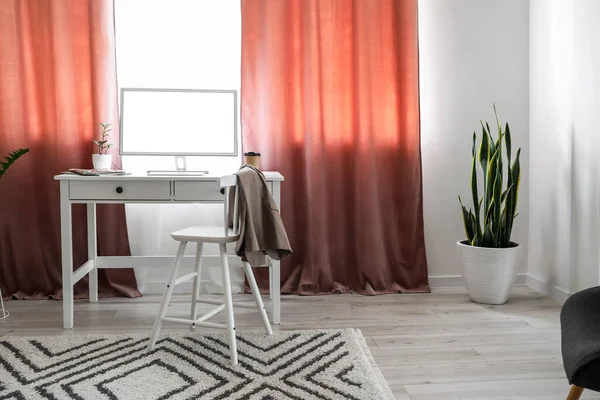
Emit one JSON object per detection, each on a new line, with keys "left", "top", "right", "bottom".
{"left": 219, "top": 243, "right": 237, "bottom": 365}
{"left": 243, "top": 262, "right": 272, "bottom": 335}
{"left": 567, "top": 385, "right": 584, "bottom": 400}
{"left": 190, "top": 242, "right": 204, "bottom": 328}
{"left": 0, "top": 286, "right": 8, "bottom": 320}
{"left": 148, "top": 241, "right": 187, "bottom": 351}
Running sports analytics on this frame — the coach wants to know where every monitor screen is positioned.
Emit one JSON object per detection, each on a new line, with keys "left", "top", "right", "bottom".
{"left": 119, "top": 88, "right": 238, "bottom": 156}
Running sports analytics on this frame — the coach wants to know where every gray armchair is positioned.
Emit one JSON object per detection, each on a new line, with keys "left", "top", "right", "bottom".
{"left": 561, "top": 286, "right": 600, "bottom": 399}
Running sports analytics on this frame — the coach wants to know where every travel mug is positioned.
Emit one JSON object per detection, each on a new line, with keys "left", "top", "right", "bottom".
{"left": 244, "top": 152, "right": 261, "bottom": 169}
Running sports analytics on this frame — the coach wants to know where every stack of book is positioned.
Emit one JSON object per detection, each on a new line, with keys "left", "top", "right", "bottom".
{"left": 65, "top": 168, "right": 130, "bottom": 176}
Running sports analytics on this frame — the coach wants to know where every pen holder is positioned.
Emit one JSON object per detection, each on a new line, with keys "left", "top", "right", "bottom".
{"left": 244, "top": 152, "right": 261, "bottom": 169}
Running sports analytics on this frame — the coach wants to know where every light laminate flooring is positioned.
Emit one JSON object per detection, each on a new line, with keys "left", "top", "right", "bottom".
{"left": 0, "top": 286, "right": 594, "bottom": 400}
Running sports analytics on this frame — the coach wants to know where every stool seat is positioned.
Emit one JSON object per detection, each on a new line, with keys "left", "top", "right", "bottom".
{"left": 171, "top": 226, "right": 240, "bottom": 243}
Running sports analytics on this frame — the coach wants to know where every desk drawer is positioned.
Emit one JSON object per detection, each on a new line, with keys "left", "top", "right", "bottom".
{"left": 70, "top": 181, "right": 171, "bottom": 200}
{"left": 174, "top": 181, "right": 223, "bottom": 201}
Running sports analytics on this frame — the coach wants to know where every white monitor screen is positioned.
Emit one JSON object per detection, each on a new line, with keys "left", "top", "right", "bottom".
{"left": 120, "top": 89, "right": 238, "bottom": 156}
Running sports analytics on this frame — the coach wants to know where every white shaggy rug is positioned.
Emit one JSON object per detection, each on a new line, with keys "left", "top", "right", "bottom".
{"left": 0, "top": 328, "right": 393, "bottom": 400}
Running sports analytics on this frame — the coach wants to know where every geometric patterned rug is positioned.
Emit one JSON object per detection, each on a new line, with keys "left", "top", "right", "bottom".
{"left": 0, "top": 328, "right": 393, "bottom": 399}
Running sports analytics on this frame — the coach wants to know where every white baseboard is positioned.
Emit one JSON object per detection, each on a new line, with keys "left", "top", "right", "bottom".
{"left": 524, "top": 274, "right": 570, "bottom": 304}
{"left": 429, "top": 273, "right": 527, "bottom": 288}
{"left": 429, "top": 273, "right": 570, "bottom": 304}
{"left": 139, "top": 269, "right": 569, "bottom": 304}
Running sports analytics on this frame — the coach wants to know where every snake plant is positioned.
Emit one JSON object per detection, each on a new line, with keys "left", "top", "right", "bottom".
{"left": 0, "top": 148, "right": 30, "bottom": 182}
{"left": 459, "top": 106, "right": 521, "bottom": 248}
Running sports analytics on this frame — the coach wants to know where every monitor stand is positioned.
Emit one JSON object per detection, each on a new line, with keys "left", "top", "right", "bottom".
{"left": 147, "top": 156, "right": 209, "bottom": 176}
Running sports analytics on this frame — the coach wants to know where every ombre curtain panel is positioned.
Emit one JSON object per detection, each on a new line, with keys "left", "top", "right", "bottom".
{"left": 241, "top": 0, "right": 429, "bottom": 294}
{"left": 0, "top": 0, "right": 139, "bottom": 299}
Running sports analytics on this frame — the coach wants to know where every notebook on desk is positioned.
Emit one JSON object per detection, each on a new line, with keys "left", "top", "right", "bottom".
{"left": 65, "top": 168, "right": 130, "bottom": 176}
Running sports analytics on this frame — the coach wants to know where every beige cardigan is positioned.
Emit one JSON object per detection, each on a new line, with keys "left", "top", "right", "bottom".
{"left": 230, "top": 165, "right": 292, "bottom": 267}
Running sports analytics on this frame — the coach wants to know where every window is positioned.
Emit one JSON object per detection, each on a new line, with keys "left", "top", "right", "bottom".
{"left": 114, "top": 1, "right": 245, "bottom": 292}
{"left": 114, "top": 0, "right": 241, "bottom": 173}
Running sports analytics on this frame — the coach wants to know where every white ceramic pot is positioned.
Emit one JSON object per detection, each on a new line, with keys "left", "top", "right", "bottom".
{"left": 456, "top": 240, "right": 522, "bottom": 305}
{"left": 92, "top": 154, "right": 112, "bottom": 170}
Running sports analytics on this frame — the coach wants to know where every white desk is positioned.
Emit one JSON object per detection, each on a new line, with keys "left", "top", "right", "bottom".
{"left": 54, "top": 172, "right": 284, "bottom": 329}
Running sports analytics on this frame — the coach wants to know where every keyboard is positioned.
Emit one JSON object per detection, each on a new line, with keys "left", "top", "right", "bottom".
{"left": 146, "top": 170, "right": 209, "bottom": 176}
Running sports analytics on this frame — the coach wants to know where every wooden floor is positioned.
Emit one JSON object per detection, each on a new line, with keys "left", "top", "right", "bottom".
{"left": 0, "top": 286, "right": 595, "bottom": 400}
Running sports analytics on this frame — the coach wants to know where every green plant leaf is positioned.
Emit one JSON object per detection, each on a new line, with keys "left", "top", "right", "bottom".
{"left": 479, "top": 124, "right": 490, "bottom": 189}
{"left": 485, "top": 147, "right": 499, "bottom": 224}
{"left": 493, "top": 163, "right": 502, "bottom": 244}
{"left": 506, "top": 149, "right": 521, "bottom": 241}
{"left": 494, "top": 103, "right": 502, "bottom": 140}
{"left": 0, "top": 148, "right": 30, "bottom": 181}
{"left": 500, "top": 184, "right": 513, "bottom": 203}
{"left": 504, "top": 123, "right": 511, "bottom": 163}
{"left": 491, "top": 129, "right": 504, "bottom": 241}
{"left": 482, "top": 224, "right": 494, "bottom": 247}
{"left": 487, "top": 122, "right": 496, "bottom": 156}
{"left": 512, "top": 149, "right": 521, "bottom": 205}
{"left": 501, "top": 182, "right": 512, "bottom": 248}
{"left": 459, "top": 196, "right": 475, "bottom": 244}
{"left": 484, "top": 198, "right": 495, "bottom": 231}
{"left": 470, "top": 212, "right": 478, "bottom": 246}
{"left": 503, "top": 156, "right": 514, "bottom": 246}
{"left": 471, "top": 132, "right": 479, "bottom": 215}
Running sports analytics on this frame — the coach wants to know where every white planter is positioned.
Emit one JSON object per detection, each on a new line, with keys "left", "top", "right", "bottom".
{"left": 92, "top": 154, "right": 112, "bottom": 170}
{"left": 456, "top": 241, "right": 522, "bottom": 305}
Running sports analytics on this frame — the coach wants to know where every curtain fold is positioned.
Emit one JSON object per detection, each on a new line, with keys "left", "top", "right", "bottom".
{"left": 241, "top": 0, "right": 429, "bottom": 294}
{"left": 0, "top": 0, "right": 139, "bottom": 299}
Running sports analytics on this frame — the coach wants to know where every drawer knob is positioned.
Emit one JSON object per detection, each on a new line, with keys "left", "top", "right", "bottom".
{"left": 220, "top": 188, "right": 225, "bottom": 195}
{"left": 116, "top": 186, "right": 123, "bottom": 194}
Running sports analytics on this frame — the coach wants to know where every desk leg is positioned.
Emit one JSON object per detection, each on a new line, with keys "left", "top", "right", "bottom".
{"left": 269, "top": 264, "right": 273, "bottom": 300}
{"left": 87, "top": 203, "right": 98, "bottom": 303}
{"left": 271, "top": 259, "right": 281, "bottom": 325}
{"left": 271, "top": 180, "right": 281, "bottom": 324}
{"left": 60, "top": 181, "right": 74, "bottom": 329}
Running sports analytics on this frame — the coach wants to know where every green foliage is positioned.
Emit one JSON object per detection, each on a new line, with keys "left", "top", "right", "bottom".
{"left": 93, "top": 122, "right": 113, "bottom": 154}
{"left": 0, "top": 148, "right": 30, "bottom": 182}
{"left": 459, "top": 106, "right": 521, "bottom": 248}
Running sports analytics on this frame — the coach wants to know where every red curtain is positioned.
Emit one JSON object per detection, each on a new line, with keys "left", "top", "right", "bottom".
{"left": 241, "top": 0, "right": 429, "bottom": 294}
{"left": 0, "top": 0, "right": 139, "bottom": 299}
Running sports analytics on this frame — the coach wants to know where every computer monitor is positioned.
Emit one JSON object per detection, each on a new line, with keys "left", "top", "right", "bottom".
{"left": 119, "top": 88, "right": 238, "bottom": 157}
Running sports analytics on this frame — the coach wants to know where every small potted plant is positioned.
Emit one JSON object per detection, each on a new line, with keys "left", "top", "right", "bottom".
{"left": 457, "top": 106, "right": 522, "bottom": 305}
{"left": 92, "top": 122, "right": 113, "bottom": 170}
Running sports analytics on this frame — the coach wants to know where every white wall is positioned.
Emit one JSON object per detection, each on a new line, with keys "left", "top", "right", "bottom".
{"left": 528, "top": 0, "right": 600, "bottom": 300}
{"left": 419, "top": 0, "right": 530, "bottom": 280}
